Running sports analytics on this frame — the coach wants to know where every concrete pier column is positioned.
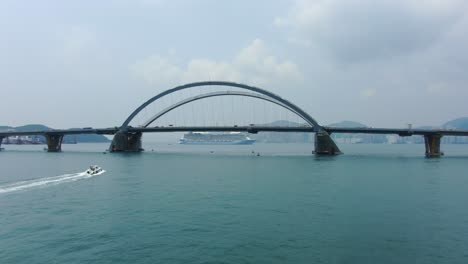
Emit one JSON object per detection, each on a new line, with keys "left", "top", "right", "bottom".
{"left": 314, "top": 131, "right": 342, "bottom": 155}
{"left": 424, "top": 134, "right": 443, "bottom": 158}
{"left": 45, "top": 134, "right": 64, "bottom": 152}
{"left": 0, "top": 136, "right": 4, "bottom": 150}
{"left": 109, "top": 131, "right": 143, "bottom": 152}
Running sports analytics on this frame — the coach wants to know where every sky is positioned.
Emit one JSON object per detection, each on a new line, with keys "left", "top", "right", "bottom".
{"left": 1, "top": 0, "right": 468, "bottom": 129}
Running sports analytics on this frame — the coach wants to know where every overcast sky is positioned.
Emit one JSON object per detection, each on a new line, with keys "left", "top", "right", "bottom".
{"left": 1, "top": 0, "right": 467, "bottom": 129}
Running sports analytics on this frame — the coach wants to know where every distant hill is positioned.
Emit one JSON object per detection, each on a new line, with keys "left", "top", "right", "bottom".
{"left": 327, "top": 121, "right": 387, "bottom": 143}
{"left": 441, "top": 117, "right": 468, "bottom": 144}
{"left": 388, "top": 117, "right": 468, "bottom": 144}
{"left": 252, "top": 120, "right": 385, "bottom": 143}
{"left": 443, "top": 117, "right": 468, "bottom": 129}
{"left": 327, "top": 121, "right": 367, "bottom": 128}
{"left": 414, "top": 125, "right": 437, "bottom": 130}
{"left": 251, "top": 117, "right": 468, "bottom": 144}
{"left": 0, "top": 124, "right": 110, "bottom": 143}
{"left": 13, "top": 124, "right": 50, "bottom": 131}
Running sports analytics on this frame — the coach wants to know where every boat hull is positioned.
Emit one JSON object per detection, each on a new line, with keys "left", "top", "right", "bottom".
{"left": 86, "top": 170, "right": 106, "bottom": 176}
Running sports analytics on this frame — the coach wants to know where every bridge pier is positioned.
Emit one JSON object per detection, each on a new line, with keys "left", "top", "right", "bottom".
{"left": 110, "top": 131, "right": 143, "bottom": 152}
{"left": 314, "top": 131, "right": 342, "bottom": 155}
{"left": 45, "top": 134, "right": 64, "bottom": 152}
{"left": 424, "top": 134, "right": 443, "bottom": 158}
{"left": 0, "top": 136, "right": 4, "bottom": 150}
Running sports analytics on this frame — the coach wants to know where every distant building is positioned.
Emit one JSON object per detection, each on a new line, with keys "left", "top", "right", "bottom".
{"left": 386, "top": 135, "right": 398, "bottom": 144}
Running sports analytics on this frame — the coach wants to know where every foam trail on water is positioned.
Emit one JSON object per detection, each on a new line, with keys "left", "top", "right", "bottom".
{"left": 0, "top": 171, "right": 106, "bottom": 194}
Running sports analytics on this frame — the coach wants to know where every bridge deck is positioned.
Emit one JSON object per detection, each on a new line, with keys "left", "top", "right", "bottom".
{"left": 324, "top": 127, "right": 468, "bottom": 136}
{"left": 2, "top": 126, "right": 468, "bottom": 137}
{"left": 0, "top": 128, "right": 117, "bottom": 136}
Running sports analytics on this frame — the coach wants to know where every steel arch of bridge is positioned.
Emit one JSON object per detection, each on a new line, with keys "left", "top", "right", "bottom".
{"left": 141, "top": 91, "right": 310, "bottom": 128}
{"left": 122, "top": 81, "right": 323, "bottom": 131}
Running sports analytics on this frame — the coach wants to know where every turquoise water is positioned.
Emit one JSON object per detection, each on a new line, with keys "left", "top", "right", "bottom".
{"left": 1, "top": 143, "right": 468, "bottom": 263}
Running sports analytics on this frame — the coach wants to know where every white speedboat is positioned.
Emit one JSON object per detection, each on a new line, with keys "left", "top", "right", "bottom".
{"left": 86, "top": 165, "right": 104, "bottom": 175}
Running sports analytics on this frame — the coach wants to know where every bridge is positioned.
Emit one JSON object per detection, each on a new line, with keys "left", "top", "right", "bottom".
{"left": 1, "top": 81, "right": 468, "bottom": 157}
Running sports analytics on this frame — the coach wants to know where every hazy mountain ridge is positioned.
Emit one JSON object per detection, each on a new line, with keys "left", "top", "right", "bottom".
{"left": 327, "top": 121, "right": 367, "bottom": 128}
{"left": 253, "top": 117, "right": 468, "bottom": 143}
{"left": 443, "top": 117, "right": 468, "bottom": 129}
{"left": 331, "top": 118, "right": 468, "bottom": 144}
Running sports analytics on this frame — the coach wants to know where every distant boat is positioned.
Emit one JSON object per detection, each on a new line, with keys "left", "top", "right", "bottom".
{"left": 179, "top": 132, "right": 256, "bottom": 145}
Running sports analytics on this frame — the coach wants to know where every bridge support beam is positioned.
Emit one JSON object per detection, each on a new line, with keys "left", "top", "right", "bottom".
{"left": 314, "top": 131, "right": 342, "bottom": 155}
{"left": 424, "top": 134, "right": 443, "bottom": 158}
{"left": 45, "top": 134, "right": 64, "bottom": 152}
{"left": 110, "top": 131, "right": 143, "bottom": 152}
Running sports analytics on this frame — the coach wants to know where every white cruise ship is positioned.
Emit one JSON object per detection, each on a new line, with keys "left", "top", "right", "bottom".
{"left": 179, "top": 132, "right": 256, "bottom": 145}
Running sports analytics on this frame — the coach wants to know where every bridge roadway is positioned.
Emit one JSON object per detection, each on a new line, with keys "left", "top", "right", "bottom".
{"left": 2, "top": 126, "right": 468, "bottom": 136}
{"left": 2, "top": 126, "right": 468, "bottom": 157}
{"left": 132, "top": 126, "right": 468, "bottom": 136}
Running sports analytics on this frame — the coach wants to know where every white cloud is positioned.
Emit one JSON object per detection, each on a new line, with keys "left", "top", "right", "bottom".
{"left": 130, "top": 55, "right": 183, "bottom": 84}
{"left": 182, "top": 59, "right": 242, "bottom": 82}
{"left": 130, "top": 39, "right": 303, "bottom": 87}
{"left": 276, "top": 0, "right": 468, "bottom": 62}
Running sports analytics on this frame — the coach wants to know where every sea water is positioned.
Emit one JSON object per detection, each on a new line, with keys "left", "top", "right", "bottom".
{"left": 1, "top": 143, "right": 468, "bottom": 263}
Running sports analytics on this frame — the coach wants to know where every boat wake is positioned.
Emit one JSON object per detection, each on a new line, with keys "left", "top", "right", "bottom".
{"left": 0, "top": 170, "right": 106, "bottom": 195}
